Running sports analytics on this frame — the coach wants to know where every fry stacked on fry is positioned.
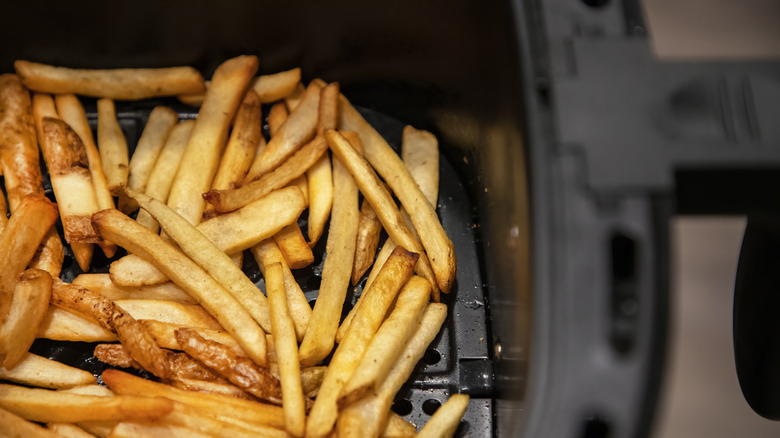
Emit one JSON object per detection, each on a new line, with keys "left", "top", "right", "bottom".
{"left": 0, "top": 57, "right": 468, "bottom": 438}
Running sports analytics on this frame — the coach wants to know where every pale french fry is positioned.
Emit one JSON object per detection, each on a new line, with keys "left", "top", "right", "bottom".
{"left": 92, "top": 209, "right": 268, "bottom": 366}
{"left": 97, "top": 98, "right": 129, "bottom": 196}
{"left": 58, "top": 385, "right": 114, "bottom": 397}
{"left": 138, "top": 320, "right": 242, "bottom": 353}
{"left": 289, "top": 174, "right": 309, "bottom": 205}
{"left": 109, "top": 421, "right": 210, "bottom": 438}
{"left": 176, "top": 68, "right": 301, "bottom": 107}
{"left": 202, "top": 90, "right": 263, "bottom": 221}
{"left": 352, "top": 200, "right": 382, "bottom": 285}
{"left": 204, "top": 135, "right": 328, "bottom": 213}
{"left": 171, "top": 378, "right": 254, "bottom": 400}
{"left": 121, "top": 106, "right": 178, "bottom": 212}
{"left": 383, "top": 413, "right": 418, "bottom": 438}
{"left": 416, "top": 394, "right": 469, "bottom": 438}
{"left": 114, "top": 300, "right": 222, "bottom": 331}
{"left": 0, "top": 75, "right": 64, "bottom": 277}
{"left": 102, "top": 369, "right": 286, "bottom": 430}
{"left": 244, "top": 81, "right": 323, "bottom": 182}
{"left": 126, "top": 188, "right": 272, "bottom": 332}
{"left": 317, "top": 81, "right": 340, "bottom": 135}
{"left": 266, "top": 262, "right": 306, "bottom": 437}
{"left": 47, "top": 423, "right": 97, "bottom": 438}
{"left": 339, "top": 99, "right": 456, "bottom": 293}
{"left": 0, "top": 268, "right": 52, "bottom": 368}
{"left": 15, "top": 60, "right": 206, "bottom": 100}
{"left": 339, "top": 276, "right": 430, "bottom": 406}
{"left": 166, "top": 55, "right": 258, "bottom": 226}
{"left": 324, "top": 129, "right": 438, "bottom": 296}
{"left": 37, "top": 306, "right": 116, "bottom": 342}
{"left": 251, "top": 239, "right": 311, "bottom": 341}
{"left": 273, "top": 223, "right": 315, "bottom": 269}
{"left": 0, "top": 384, "right": 174, "bottom": 423}
{"left": 267, "top": 101, "right": 288, "bottom": 136}
{"left": 0, "top": 406, "right": 62, "bottom": 438}
{"left": 284, "top": 82, "right": 306, "bottom": 112}
{"left": 72, "top": 274, "right": 197, "bottom": 304}
{"left": 136, "top": 120, "right": 193, "bottom": 232}
{"left": 161, "top": 402, "right": 289, "bottom": 438}
{"left": 0, "top": 353, "right": 95, "bottom": 389}
{"left": 306, "top": 152, "right": 333, "bottom": 246}
{"left": 336, "top": 303, "right": 448, "bottom": 438}
{"left": 0, "top": 194, "right": 58, "bottom": 325}
{"left": 297, "top": 138, "right": 361, "bottom": 366}
{"left": 108, "top": 254, "right": 168, "bottom": 287}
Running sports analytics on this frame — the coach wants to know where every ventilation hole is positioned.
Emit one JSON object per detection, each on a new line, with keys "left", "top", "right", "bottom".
{"left": 423, "top": 349, "right": 441, "bottom": 365}
{"left": 422, "top": 399, "right": 441, "bottom": 415}
{"left": 581, "top": 415, "right": 611, "bottom": 438}
{"left": 391, "top": 399, "right": 413, "bottom": 416}
{"left": 582, "top": 0, "right": 610, "bottom": 7}
{"left": 306, "top": 275, "right": 321, "bottom": 290}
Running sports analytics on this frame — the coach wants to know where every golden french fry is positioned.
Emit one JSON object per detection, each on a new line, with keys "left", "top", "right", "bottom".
{"left": 339, "top": 99, "right": 456, "bottom": 293}
{"left": 171, "top": 378, "right": 254, "bottom": 400}
{"left": 352, "top": 200, "right": 382, "bottom": 286}
{"left": 336, "top": 303, "right": 448, "bottom": 438}
{"left": 204, "top": 135, "right": 328, "bottom": 213}
{"left": 297, "top": 140, "right": 361, "bottom": 367}
{"left": 0, "top": 182, "right": 7, "bottom": 235}
{"left": 273, "top": 223, "right": 315, "bottom": 269}
{"left": 136, "top": 120, "right": 193, "bottom": 232}
{"left": 0, "top": 383, "right": 174, "bottom": 423}
{"left": 166, "top": 55, "right": 258, "bottom": 226}
{"left": 0, "top": 75, "right": 64, "bottom": 277}
{"left": 58, "top": 385, "right": 114, "bottom": 397}
{"left": 92, "top": 209, "right": 268, "bottom": 366}
{"left": 126, "top": 188, "right": 272, "bottom": 332}
{"left": 251, "top": 239, "right": 311, "bottom": 341}
{"left": 266, "top": 262, "right": 306, "bottom": 437}
{"left": 288, "top": 174, "right": 309, "bottom": 205}
{"left": 97, "top": 98, "right": 129, "bottom": 196}
{"left": 113, "top": 300, "right": 222, "bottom": 331}
{"left": 177, "top": 68, "right": 301, "bottom": 107}
{"left": 0, "top": 268, "right": 52, "bottom": 368}
{"left": 109, "top": 421, "right": 210, "bottom": 438}
{"left": 0, "top": 406, "right": 62, "bottom": 438}
{"left": 37, "top": 306, "right": 116, "bottom": 342}
{"left": 15, "top": 60, "right": 206, "bottom": 100}
{"left": 72, "top": 274, "right": 197, "bottom": 304}
{"left": 244, "top": 81, "right": 323, "bottom": 182}
{"left": 0, "top": 353, "right": 95, "bottom": 389}
{"left": 268, "top": 101, "right": 288, "bottom": 136}
{"left": 284, "top": 82, "right": 306, "bottom": 111}
{"left": 317, "top": 81, "right": 340, "bottom": 135}
{"left": 383, "top": 413, "right": 418, "bottom": 438}
{"left": 161, "top": 402, "right": 289, "bottom": 438}
{"left": 0, "top": 194, "right": 58, "bottom": 325}
{"left": 307, "top": 152, "right": 333, "bottom": 246}
{"left": 108, "top": 254, "right": 168, "bottom": 287}
{"left": 416, "top": 394, "right": 469, "bottom": 438}
{"left": 47, "top": 423, "right": 96, "bottom": 438}
{"left": 77, "top": 421, "right": 115, "bottom": 438}
{"left": 305, "top": 248, "right": 419, "bottom": 438}
{"left": 138, "top": 319, "right": 242, "bottom": 354}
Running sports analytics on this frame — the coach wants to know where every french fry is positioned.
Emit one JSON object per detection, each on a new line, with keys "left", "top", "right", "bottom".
{"left": 317, "top": 81, "right": 340, "bottom": 135}
{"left": 244, "top": 81, "right": 323, "bottom": 182}
{"left": 324, "top": 129, "right": 439, "bottom": 297}
{"left": 285, "top": 82, "right": 306, "bottom": 110}
{"left": 97, "top": 98, "right": 129, "bottom": 195}
{"left": 266, "top": 262, "right": 306, "bottom": 437}
{"left": 251, "top": 239, "right": 311, "bottom": 341}
{"left": 166, "top": 55, "right": 258, "bottom": 226}
{"left": 305, "top": 248, "right": 419, "bottom": 438}
{"left": 0, "top": 268, "right": 52, "bottom": 368}
{"left": 301, "top": 366, "right": 327, "bottom": 399}
{"left": 177, "top": 67, "right": 301, "bottom": 107}
{"left": 59, "top": 385, "right": 114, "bottom": 397}
{"left": 108, "top": 254, "right": 168, "bottom": 287}
{"left": 297, "top": 137, "right": 361, "bottom": 367}
{"left": 339, "top": 99, "right": 456, "bottom": 293}
{"left": 352, "top": 200, "right": 382, "bottom": 285}
{"left": 268, "top": 101, "right": 288, "bottom": 136}
{"left": 0, "top": 353, "right": 95, "bottom": 389}
{"left": 136, "top": 120, "right": 193, "bottom": 232}
{"left": 72, "top": 274, "right": 197, "bottom": 304}
{"left": 121, "top": 106, "right": 178, "bottom": 212}
{"left": 0, "top": 194, "right": 58, "bottom": 325}
{"left": 416, "top": 394, "right": 469, "bottom": 438}
{"left": 383, "top": 413, "right": 418, "bottom": 438}
{"left": 0, "top": 406, "right": 62, "bottom": 438}
{"left": 109, "top": 421, "right": 210, "bottom": 438}
{"left": 160, "top": 402, "right": 290, "bottom": 438}
{"left": 0, "top": 383, "right": 174, "bottom": 423}
{"left": 37, "top": 306, "right": 116, "bottom": 342}
{"left": 273, "top": 223, "right": 315, "bottom": 269}
{"left": 15, "top": 60, "right": 206, "bottom": 100}
{"left": 47, "top": 423, "right": 96, "bottom": 438}
{"left": 126, "top": 188, "right": 272, "bottom": 332}
{"left": 94, "top": 343, "right": 221, "bottom": 382}
{"left": 171, "top": 378, "right": 254, "bottom": 400}
{"left": 307, "top": 152, "right": 333, "bottom": 246}
{"left": 339, "top": 276, "right": 430, "bottom": 407}
{"left": 204, "top": 135, "right": 328, "bottom": 213}
{"left": 202, "top": 89, "right": 263, "bottom": 221}
{"left": 288, "top": 174, "right": 309, "bottom": 205}
{"left": 92, "top": 208, "right": 268, "bottom": 366}
{"left": 138, "top": 319, "right": 242, "bottom": 353}
{"left": 336, "top": 303, "right": 448, "bottom": 438}
{"left": 0, "top": 75, "right": 64, "bottom": 277}
{"left": 0, "top": 186, "right": 7, "bottom": 235}
{"left": 112, "top": 300, "right": 222, "bottom": 331}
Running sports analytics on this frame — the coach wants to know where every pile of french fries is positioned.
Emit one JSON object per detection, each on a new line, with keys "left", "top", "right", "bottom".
{"left": 0, "top": 55, "right": 467, "bottom": 438}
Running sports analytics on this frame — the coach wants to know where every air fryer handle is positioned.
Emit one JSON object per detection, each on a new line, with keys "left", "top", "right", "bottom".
{"left": 733, "top": 215, "right": 780, "bottom": 421}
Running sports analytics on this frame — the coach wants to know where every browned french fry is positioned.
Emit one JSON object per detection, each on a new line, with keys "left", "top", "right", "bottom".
{"left": 307, "top": 152, "right": 333, "bottom": 246}
{"left": 0, "top": 187, "right": 7, "bottom": 235}
{"left": 72, "top": 274, "right": 197, "bottom": 304}
{"left": 177, "top": 68, "right": 301, "bottom": 107}
{"left": 0, "top": 194, "right": 58, "bottom": 325}
{"left": 0, "top": 406, "right": 63, "bottom": 438}
{"left": 136, "top": 120, "right": 193, "bottom": 232}
{"left": 0, "top": 383, "right": 174, "bottom": 423}
{"left": 267, "top": 101, "right": 288, "bottom": 136}
{"left": 204, "top": 135, "right": 328, "bottom": 213}
{"left": 15, "top": 60, "right": 206, "bottom": 100}
{"left": 301, "top": 366, "right": 327, "bottom": 399}
{"left": 266, "top": 262, "right": 306, "bottom": 437}
{"left": 93, "top": 343, "right": 221, "bottom": 382}
{"left": 352, "top": 200, "right": 382, "bottom": 286}
{"left": 138, "top": 320, "right": 242, "bottom": 353}
{"left": 416, "top": 394, "right": 469, "bottom": 438}
{"left": 47, "top": 423, "right": 96, "bottom": 438}
{"left": 0, "top": 268, "right": 52, "bottom": 368}
{"left": 0, "top": 74, "right": 64, "bottom": 277}
{"left": 273, "top": 223, "right": 315, "bottom": 269}
{"left": 339, "top": 99, "right": 456, "bottom": 293}
{"left": 37, "top": 306, "right": 116, "bottom": 342}
{"left": 317, "top": 81, "right": 340, "bottom": 135}
{"left": 202, "top": 89, "right": 263, "bottom": 221}
{"left": 244, "top": 81, "right": 323, "bottom": 182}
{"left": 0, "top": 353, "right": 95, "bottom": 389}
{"left": 336, "top": 303, "right": 447, "bottom": 438}
{"left": 305, "top": 248, "right": 420, "bottom": 438}
{"left": 97, "top": 98, "right": 129, "bottom": 196}
{"left": 92, "top": 209, "right": 268, "bottom": 366}
{"left": 166, "top": 55, "right": 258, "bottom": 226}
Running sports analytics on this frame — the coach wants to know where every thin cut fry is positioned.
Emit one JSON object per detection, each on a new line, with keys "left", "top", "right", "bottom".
{"left": 383, "top": 413, "right": 418, "bottom": 438}
{"left": 177, "top": 68, "right": 301, "bottom": 107}
{"left": 416, "top": 394, "right": 470, "bottom": 438}
{"left": 37, "top": 306, "right": 116, "bottom": 342}
{"left": 317, "top": 81, "right": 340, "bottom": 135}
{"left": 113, "top": 300, "right": 222, "bottom": 331}
{"left": 47, "top": 423, "right": 96, "bottom": 438}
{"left": 170, "top": 378, "right": 254, "bottom": 400}
{"left": 288, "top": 174, "right": 309, "bottom": 205}
{"left": 352, "top": 199, "right": 382, "bottom": 285}
{"left": 0, "top": 406, "right": 62, "bottom": 438}
{"left": 108, "top": 421, "right": 210, "bottom": 438}
{"left": 94, "top": 344, "right": 221, "bottom": 382}
{"left": 273, "top": 223, "right": 315, "bottom": 269}
{"left": 15, "top": 60, "right": 206, "bottom": 100}
{"left": 307, "top": 152, "right": 333, "bottom": 246}
{"left": 267, "top": 102, "right": 288, "bottom": 136}
{"left": 285, "top": 82, "right": 306, "bottom": 111}
{"left": 72, "top": 274, "right": 196, "bottom": 304}
{"left": 138, "top": 320, "right": 242, "bottom": 354}
{"left": 0, "top": 268, "right": 53, "bottom": 368}
{"left": 97, "top": 98, "right": 129, "bottom": 195}
{"left": 0, "top": 353, "right": 95, "bottom": 389}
